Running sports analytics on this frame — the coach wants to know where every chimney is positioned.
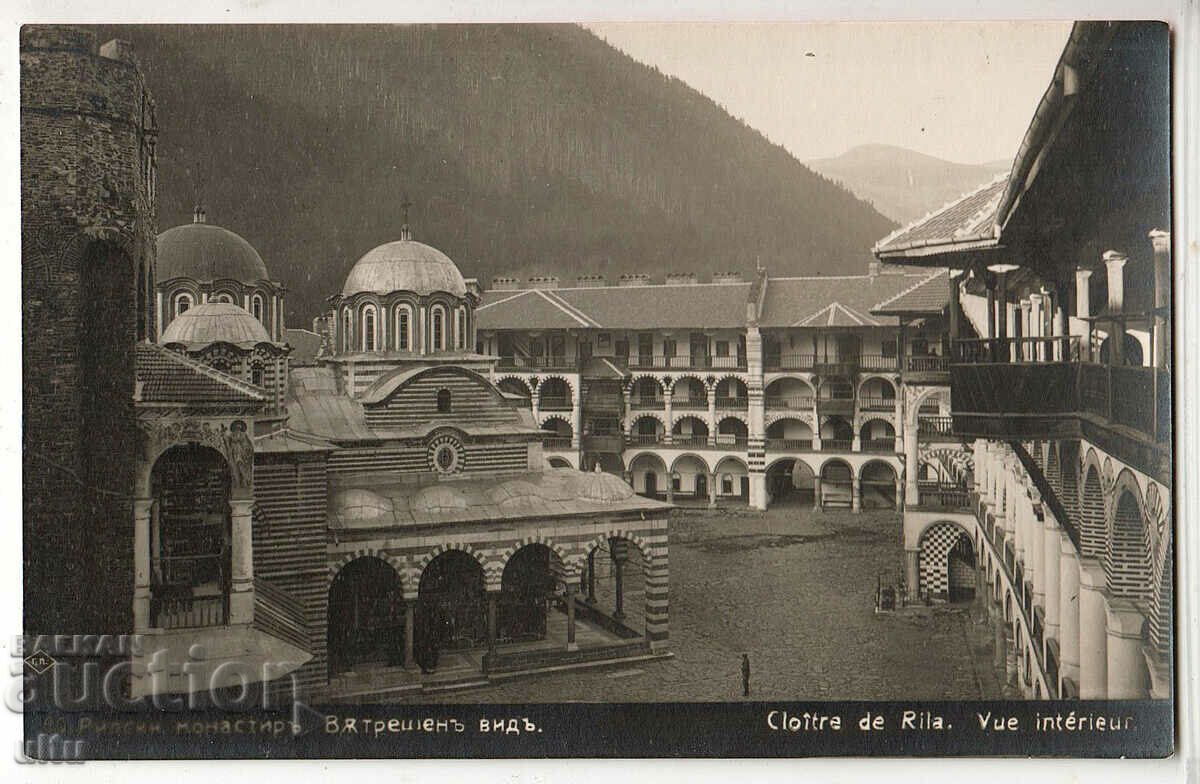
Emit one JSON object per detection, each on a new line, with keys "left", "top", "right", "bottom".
{"left": 528, "top": 276, "right": 559, "bottom": 290}
{"left": 665, "top": 272, "right": 698, "bottom": 286}
{"left": 712, "top": 271, "right": 744, "bottom": 285}
{"left": 491, "top": 276, "right": 522, "bottom": 291}
{"left": 575, "top": 275, "right": 607, "bottom": 288}
{"left": 618, "top": 274, "right": 652, "bottom": 287}
{"left": 192, "top": 205, "right": 207, "bottom": 224}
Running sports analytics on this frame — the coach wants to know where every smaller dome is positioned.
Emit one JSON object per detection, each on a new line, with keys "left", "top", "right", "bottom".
{"left": 157, "top": 218, "right": 270, "bottom": 283}
{"left": 410, "top": 485, "right": 468, "bottom": 515}
{"left": 331, "top": 489, "right": 395, "bottom": 529}
{"left": 160, "top": 302, "right": 273, "bottom": 347}
{"left": 489, "top": 480, "right": 546, "bottom": 513}
{"left": 577, "top": 472, "right": 635, "bottom": 503}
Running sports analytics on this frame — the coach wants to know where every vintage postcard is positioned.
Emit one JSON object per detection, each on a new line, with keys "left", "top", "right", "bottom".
{"left": 15, "top": 17, "right": 1178, "bottom": 761}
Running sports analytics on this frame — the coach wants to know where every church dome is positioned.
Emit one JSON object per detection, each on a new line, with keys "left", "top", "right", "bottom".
{"left": 157, "top": 210, "right": 270, "bottom": 283}
{"left": 342, "top": 234, "right": 467, "bottom": 298}
{"left": 160, "top": 302, "right": 273, "bottom": 347}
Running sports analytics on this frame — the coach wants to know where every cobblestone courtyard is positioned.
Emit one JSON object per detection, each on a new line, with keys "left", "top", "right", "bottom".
{"left": 410, "top": 502, "right": 999, "bottom": 703}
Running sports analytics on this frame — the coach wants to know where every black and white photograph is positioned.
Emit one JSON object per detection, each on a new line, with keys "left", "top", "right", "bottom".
{"left": 10, "top": 4, "right": 1193, "bottom": 767}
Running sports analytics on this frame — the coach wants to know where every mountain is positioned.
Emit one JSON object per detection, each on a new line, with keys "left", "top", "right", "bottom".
{"left": 805, "top": 144, "right": 1011, "bottom": 226}
{"left": 90, "top": 25, "right": 896, "bottom": 324}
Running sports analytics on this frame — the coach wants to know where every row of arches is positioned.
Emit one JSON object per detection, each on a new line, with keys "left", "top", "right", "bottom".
{"left": 327, "top": 536, "right": 650, "bottom": 676}
{"left": 498, "top": 376, "right": 574, "bottom": 410}
{"left": 623, "top": 413, "right": 896, "bottom": 447}
{"left": 336, "top": 298, "right": 470, "bottom": 355}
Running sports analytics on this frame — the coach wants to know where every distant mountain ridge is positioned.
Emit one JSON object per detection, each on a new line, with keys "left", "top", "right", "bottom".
{"left": 93, "top": 24, "right": 897, "bottom": 324}
{"left": 806, "top": 144, "right": 1010, "bottom": 225}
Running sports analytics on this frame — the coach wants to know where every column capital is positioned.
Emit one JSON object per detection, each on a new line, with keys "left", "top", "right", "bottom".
{"left": 1102, "top": 249, "right": 1128, "bottom": 269}
{"left": 1079, "top": 559, "right": 1107, "bottom": 591}
{"left": 1148, "top": 228, "right": 1170, "bottom": 253}
{"left": 229, "top": 497, "right": 255, "bottom": 514}
{"left": 1029, "top": 291, "right": 1044, "bottom": 306}
{"left": 1075, "top": 267, "right": 1094, "bottom": 281}
{"left": 133, "top": 497, "right": 155, "bottom": 515}
{"left": 1105, "top": 598, "right": 1147, "bottom": 640}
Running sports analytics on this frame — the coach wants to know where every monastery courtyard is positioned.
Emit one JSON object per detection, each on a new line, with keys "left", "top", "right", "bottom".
{"left": 388, "top": 503, "right": 1003, "bottom": 704}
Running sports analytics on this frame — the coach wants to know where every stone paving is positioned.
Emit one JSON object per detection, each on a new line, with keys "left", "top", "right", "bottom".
{"left": 404, "top": 502, "right": 996, "bottom": 703}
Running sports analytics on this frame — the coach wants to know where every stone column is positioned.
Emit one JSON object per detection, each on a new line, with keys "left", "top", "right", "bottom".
{"left": 586, "top": 550, "right": 597, "bottom": 603}
{"left": 1077, "top": 560, "right": 1108, "bottom": 698}
{"left": 404, "top": 602, "right": 416, "bottom": 669}
{"left": 709, "top": 472, "right": 718, "bottom": 508}
{"left": 663, "top": 386, "right": 673, "bottom": 444}
{"left": 851, "top": 477, "right": 861, "bottom": 512}
{"left": 707, "top": 389, "right": 718, "bottom": 445}
{"left": 1059, "top": 538, "right": 1081, "bottom": 688}
{"left": 1105, "top": 599, "right": 1148, "bottom": 698}
{"left": 229, "top": 498, "right": 255, "bottom": 625}
{"left": 487, "top": 592, "right": 499, "bottom": 655}
{"left": 565, "top": 583, "right": 578, "bottom": 651}
{"left": 622, "top": 386, "right": 633, "bottom": 435}
{"left": 612, "top": 551, "right": 626, "bottom": 620}
{"left": 1052, "top": 291, "right": 1067, "bottom": 361}
{"left": 1019, "top": 298, "right": 1031, "bottom": 361}
{"left": 1043, "top": 515, "right": 1062, "bottom": 643}
{"left": 1103, "top": 251, "right": 1128, "bottom": 365}
{"left": 1075, "top": 268, "right": 1093, "bottom": 361}
{"left": 133, "top": 498, "right": 154, "bottom": 631}
{"left": 1029, "top": 488, "right": 1045, "bottom": 611}
{"left": 1149, "top": 229, "right": 1170, "bottom": 368}
{"left": 571, "top": 382, "right": 582, "bottom": 449}
{"left": 904, "top": 416, "right": 919, "bottom": 506}
{"left": 1029, "top": 292, "right": 1044, "bottom": 361}
{"left": 905, "top": 549, "right": 920, "bottom": 602}
{"left": 812, "top": 476, "right": 822, "bottom": 511}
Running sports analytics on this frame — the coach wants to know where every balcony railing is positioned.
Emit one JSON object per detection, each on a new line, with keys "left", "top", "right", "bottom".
{"left": 917, "top": 416, "right": 955, "bottom": 438}
{"left": 583, "top": 395, "right": 624, "bottom": 411}
{"left": 629, "top": 396, "right": 665, "bottom": 410}
{"left": 538, "top": 395, "right": 573, "bottom": 411}
{"left": 764, "top": 353, "right": 815, "bottom": 371}
{"left": 820, "top": 438, "right": 853, "bottom": 451}
{"left": 861, "top": 438, "right": 897, "bottom": 453}
{"left": 542, "top": 437, "right": 573, "bottom": 449}
{"left": 953, "top": 336, "right": 1081, "bottom": 364}
{"left": 629, "top": 354, "right": 746, "bottom": 370}
{"left": 497, "top": 355, "right": 580, "bottom": 371}
{"left": 672, "top": 396, "right": 709, "bottom": 410}
{"left": 764, "top": 438, "right": 814, "bottom": 452}
{"left": 813, "top": 359, "right": 859, "bottom": 376}
{"left": 859, "top": 395, "right": 896, "bottom": 412}
{"left": 859, "top": 354, "right": 899, "bottom": 371}
{"left": 713, "top": 435, "right": 749, "bottom": 448}
{"left": 624, "top": 434, "right": 664, "bottom": 447}
{"left": 765, "top": 395, "right": 814, "bottom": 410}
{"left": 671, "top": 435, "right": 710, "bottom": 448}
{"left": 916, "top": 483, "right": 971, "bottom": 509}
{"left": 906, "top": 355, "right": 949, "bottom": 372}
{"left": 714, "top": 396, "right": 749, "bottom": 409}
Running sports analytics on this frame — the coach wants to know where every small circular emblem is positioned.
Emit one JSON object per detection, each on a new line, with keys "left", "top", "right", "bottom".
{"left": 427, "top": 434, "right": 464, "bottom": 475}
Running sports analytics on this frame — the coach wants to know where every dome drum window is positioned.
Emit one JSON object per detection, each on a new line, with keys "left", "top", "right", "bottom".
{"left": 361, "top": 304, "right": 378, "bottom": 352}
{"left": 395, "top": 305, "right": 412, "bottom": 351}
{"left": 431, "top": 306, "right": 447, "bottom": 352}
{"left": 174, "top": 292, "right": 194, "bottom": 317}
{"left": 251, "top": 294, "right": 265, "bottom": 324}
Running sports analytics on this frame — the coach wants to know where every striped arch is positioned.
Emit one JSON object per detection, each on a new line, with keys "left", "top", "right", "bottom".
{"left": 818, "top": 455, "right": 855, "bottom": 477}
{"left": 628, "top": 411, "right": 668, "bottom": 433}
{"left": 669, "top": 452, "right": 712, "bottom": 475}
{"left": 715, "top": 412, "right": 750, "bottom": 429}
{"left": 764, "top": 411, "right": 816, "bottom": 429}
{"left": 670, "top": 411, "right": 710, "bottom": 428}
{"left": 669, "top": 373, "right": 711, "bottom": 394}
{"left": 764, "top": 374, "right": 816, "bottom": 395}
{"left": 906, "top": 385, "right": 948, "bottom": 425}
{"left": 495, "top": 374, "right": 534, "bottom": 397}
{"left": 712, "top": 373, "right": 749, "bottom": 395}
{"left": 537, "top": 373, "right": 576, "bottom": 396}
{"left": 328, "top": 548, "right": 408, "bottom": 595}
{"left": 856, "top": 373, "right": 898, "bottom": 396}
{"left": 497, "top": 535, "right": 578, "bottom": 581}
{"left": 1106, "top": 468, "right": 1152, "bottom": 602}
{"left": 626, "top": 373, "right": 666, "bottom": 394}
{"left": 415, "top": 541, "right": 493, "bottom": 590}
{"left": 538, "top": 413, "right": 573, "bottom": 432}
{"left": 573, "top": 529, "right": 656, "bottom": 572}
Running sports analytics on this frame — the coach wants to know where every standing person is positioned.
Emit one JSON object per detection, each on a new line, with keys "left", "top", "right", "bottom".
{"left": 741, "top": 653, "right": 751, "bottom": 697}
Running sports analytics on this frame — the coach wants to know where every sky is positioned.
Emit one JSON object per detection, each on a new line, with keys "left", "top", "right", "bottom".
{"left": 586, "top": 21, "right": 1074, "bottom": 164}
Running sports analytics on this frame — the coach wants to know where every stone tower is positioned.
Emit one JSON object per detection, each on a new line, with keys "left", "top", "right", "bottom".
{"left": 21, "top": 26, "right": 158, "bottom": 633}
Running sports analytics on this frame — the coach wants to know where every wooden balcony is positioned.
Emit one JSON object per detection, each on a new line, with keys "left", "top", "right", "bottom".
{"left": 581, "top": 434, "right": 624, "bottom": 453}
{"left": 858, "top": 395, "right": 896, "bottom": 412}
{"left": 917, "top": 416, "right": 955, "bottom": 439}
{"left": 765, "top": 395, "right": 814, "bottom": 411}
{"left": 820, "top": 438, "right": 852, "bottom": 451}
{"left": 672, "top": 396, "right": 709, "bottom": 410}
{"left": 497, "top": 355, "right": 580, "bottom": 371}
{"left": 763, "top": 353, "right": 815, "bottom": 371}
{"left": 915, "top": 482, "right": 972, "bottom": 510}
{"left": 628, "top": 354, "right": 746, "bottom": 371}
{"left": 903, "top": 354, "right": 951, "bottom": 384}
{"left": 859, "top": 354, "right": 899, "bottom": 372}
{"left": 629, "top": 396, "right": 665, "bottom": 410}
{"left": 714, "top": 396, "right": 749, "bottom": 410}
{"left": 542, "top": 436, "right": 574, "bottom": 450}
{"left": 861, "top": 438, "right": 898, "bottom": 453}
{"left": 816, "top": 397, "right": 854, "bottom": 417}
{"left": 764, "top": 438, "right": 814, "bottom": 452}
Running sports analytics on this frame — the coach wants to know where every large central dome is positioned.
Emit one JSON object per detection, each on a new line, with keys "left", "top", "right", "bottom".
{"left": 342, "top": 237, "right": 467, "bottom": 297}
{"left": 157, "top": 219, "right": 270, "bottom": 283}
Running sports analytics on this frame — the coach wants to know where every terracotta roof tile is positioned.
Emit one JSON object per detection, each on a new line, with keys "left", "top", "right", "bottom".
{"left": 135, "top": 343, "right": 266, "bottom": 405}
{"left": 870, "top": 269, "right": 950, "bottom": 315}
{"left": 873, "top": 174, "right": 1007, "bottom": 257}
{"left": 756, "top": 272, "right": 930, "bottom": 327}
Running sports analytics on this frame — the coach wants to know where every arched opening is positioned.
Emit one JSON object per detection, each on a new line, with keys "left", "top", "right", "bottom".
{"left": 1045, "top": 443, "right": 1062, "bottom": 498}
{"left": 541, "top": 416, "right": 573, "bottom": 448}
{"left": 858, "top": 377, "right": 897, "bottom": 411}
{"left": 547, "top": 457, "right": 572, "bottom": 469}
{"left": 455, "top": 307, "right": 467, "bottom": 350}
{"left": 917, "top": 521, "right": 975, "bottom": 602}
{"left": 629, "top": 452, "right": 668, "bottom": 498}
{"left": 538, "top": 377, "right": 571, "bottom": 411}
{"left": 764, "top": 377, "right": 815, "bottom": 411}
{"left": 1107, "top": 488, "right": 1151, "bottom": 602}
{"left": 361, "top": 304, "right": 377, "bottom": 352}
{"left": 580, "top": 537, "right": 647, "bottom": 636}
{"left": 1099, "top": 333, "right": 1145, "bottom": 366}
{"left": 671, "top": 416, "right": 709, "bottom": 447}
{"left": 149, "top": 445, "right": 232, "bottom": 629}
{"left": 630, "top": 377, "right": 663, "bottom": 407}
{"left": 251, "top": 294, "right": 265, "bottom": 324}
{"left": 714, "top": 377, "right": 748, "bottom": 407}
{"left": 714, "top": 456, "right": 750, "bottom": 501}
{"left": 859, "top": 419, "right": 897, "bottom": 453}
{"left": 416, "top": 551, "right": 486, "bottom": 668}
{"left": 1080, "top": 465, "right": 1105, "bottom": 558}
{"left": 819, "top": 459, "right": 853, "bottom": 509}
{"left": 213, "top": 292, "right": 234, "bottom": 304}
{"left": 436, "top": 388, "right": 452, "bottom": 414}
{"left": 327, "top": 556, "right": 404, "bottom": 677}
{"left": 819, "top": 416, "right": 853, "bottom": 450}
{"left": 394, "top": 305, "right": 412, "bottom": 351}
{"left": 499, "top": 544, "right": 559, "bottom": 643}
{"left": 765, "top": 417, "right": 814, "bottom": 450}
{"left": 860, "top": 461, "right": 898, "bottom": 509}
{"left": 716, "top": 416, "right": 748, "bottom": 446}
{"left": 174, "top": 291, "right": 194, "bottom": 318}
{"left": 430, "top": 306, "right": 446, "bottom": 351}
{"left": 673, "top": 377, "right": 708, "bottom": 408}
{"left": 341, "top": 308, "right": 352, "bottom": 353}
{"left": 671, "top": 454, "right": 711, "bottom": 500}
{"left": 767, "top": 458, "right": 815, "bottom": 506}
{"left": 249, "top": 361, "right": 265, "bottom": 388}
{"left": 498, "top": 378, "right": 532, "bottom": 407}
{"left": 629, "top": 414, "right": 665, "bottom": 445}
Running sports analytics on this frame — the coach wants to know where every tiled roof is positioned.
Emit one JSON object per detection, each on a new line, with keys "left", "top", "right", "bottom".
{"left": 873, "top": 174, "right": 1008, "bottom": 257}
{"left": 284, "top": 328, "right": 324, "bottom": 364}
{"left": 756, "top": 272, "right": 930, "bottom": 328}
{"left": 477, "top": 282, "right": 751, "bottom": 330}
{"left": 252, "top": 427, "right": 338, "bottom": 453}
{"left": 135, "top": 342, "right": 266, "bottom": 405}
{"left": 870, "top": 269, "right": 950, "bottom": 315}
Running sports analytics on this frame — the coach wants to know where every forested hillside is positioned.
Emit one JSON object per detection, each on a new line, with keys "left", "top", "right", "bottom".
{"left": 98, "top": 24, "right": 896, "bottom": 322}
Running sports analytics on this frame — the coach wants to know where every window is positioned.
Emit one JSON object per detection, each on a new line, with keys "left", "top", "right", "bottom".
{"left": 881, "top": 340, "right": 897, "bottom": 358}
{"left": 431, "top": 307, "right": 445, "bottom": 351}
{"left": 715, "top": 340, "right": 730, "bottom": 357}
{"left": 214, "top": 293, "right": 234, "bottom": 304}
{"left": 615, "top": 339, "right": 629, "bottom": 358}
{"left": 672, "top": 473, "right": 681, "bottom": 492}
{"left": 361, "top": 305, "right": 376, "bottom": 352}
{"left": 174, "top": 292, "right": 193, "bottom": 317}
{"left": 251, "top": 294, "right": 265, "bottom": 323}
{"left": 436, "top": 389, "right": 451, "bottom": 413}
{"left": 250, "top": 363, "right": 264, "bottom": 387}
{"left": 395, "top": 305, "right": 411, "bottom": 351}
{"left": 455, "top": 308, "right": 466, "bottom": 349}
{"left": 342, "top": 308, "right": 352, "bottom": 352}
{"left": 722, "top": 474, "right": 733, "bottom": 494}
